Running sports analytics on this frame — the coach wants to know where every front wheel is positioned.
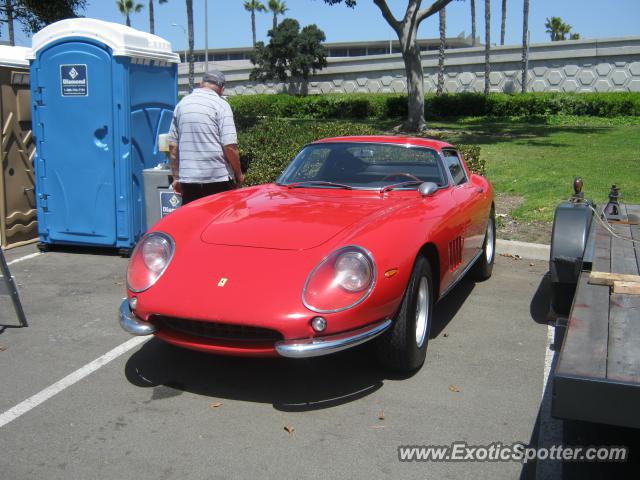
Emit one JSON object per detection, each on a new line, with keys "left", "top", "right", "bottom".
{"left": 376, "top": 255, "right": 433, "bottom": 372}
{"left": 471, "top": 208, "right": 496, "bottom": 281}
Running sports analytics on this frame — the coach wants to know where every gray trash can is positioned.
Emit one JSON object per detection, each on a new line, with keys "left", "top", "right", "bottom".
{"left": 143, "top": 165, "right": 182, "bottom": 229}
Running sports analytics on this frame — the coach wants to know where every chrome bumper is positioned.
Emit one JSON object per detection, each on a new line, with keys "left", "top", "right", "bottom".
{"left": 275, "top": 319, "right": 392, "bottom": 358}
{"left": 119, "top": 298, "right": 156, "bottom": 336}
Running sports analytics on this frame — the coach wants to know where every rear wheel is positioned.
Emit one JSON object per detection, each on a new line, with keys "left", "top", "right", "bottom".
{"left": 471, "top": 208, "right": 495, "bottom": 281}
{"left": 376, "top": 255, "right": 433, "bottom": 372}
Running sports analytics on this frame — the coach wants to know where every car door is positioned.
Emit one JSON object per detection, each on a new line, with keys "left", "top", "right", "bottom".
{"left": 442, "top": 148, "right": 484, "bottom": 272}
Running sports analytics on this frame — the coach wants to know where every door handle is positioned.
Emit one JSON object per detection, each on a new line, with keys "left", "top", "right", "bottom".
{"left": 475, "top": 187, "right": 484, "bottom": 193}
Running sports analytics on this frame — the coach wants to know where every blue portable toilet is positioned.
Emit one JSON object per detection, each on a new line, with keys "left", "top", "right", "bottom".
{"left": 29, "top": 18, "right": 180, "bottom": 253}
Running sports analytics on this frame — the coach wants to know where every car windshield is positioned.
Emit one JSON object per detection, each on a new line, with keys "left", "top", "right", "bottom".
{"left": 277, "top": 142, "right": 448, "bottom": 190}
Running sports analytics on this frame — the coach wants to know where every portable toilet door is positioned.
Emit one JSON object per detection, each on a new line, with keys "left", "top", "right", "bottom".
{"left": 29, "top": 19, "right": 179, "bottom": 252}
{"left": 0, "top": 46, "right": 36, "bottom": 249}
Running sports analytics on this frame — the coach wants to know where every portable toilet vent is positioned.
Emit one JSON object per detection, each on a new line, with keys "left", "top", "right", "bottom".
{"left": 29, "top": 18, "right": 179, "bottom": 254}
{"left": 0, "top": 45, "right": 36, "bottom": 249}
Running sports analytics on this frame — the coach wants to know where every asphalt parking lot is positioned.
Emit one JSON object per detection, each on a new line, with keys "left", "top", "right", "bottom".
{"left": 0, "top": 244, "right": 636, "bottom": 479}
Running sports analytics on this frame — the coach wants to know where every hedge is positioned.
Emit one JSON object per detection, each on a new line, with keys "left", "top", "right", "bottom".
{"left": 229, "top": 92, "right": 640, "bottom": 121}
{"left": 238, "top": 118, "right": 485, "bottom": 185}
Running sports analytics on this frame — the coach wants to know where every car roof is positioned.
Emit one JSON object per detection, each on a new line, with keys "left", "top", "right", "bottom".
{"left": 311, "top": 135, "right": 454, "bottom": 150}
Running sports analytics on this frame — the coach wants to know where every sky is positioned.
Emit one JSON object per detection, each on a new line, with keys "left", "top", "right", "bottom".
{"left": 3, "top": 0, "right": 640, "bottom": 52}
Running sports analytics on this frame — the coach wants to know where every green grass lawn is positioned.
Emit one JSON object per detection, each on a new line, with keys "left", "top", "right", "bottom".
{"left": 424, "top": 116, "right": 640, "bottom": 223}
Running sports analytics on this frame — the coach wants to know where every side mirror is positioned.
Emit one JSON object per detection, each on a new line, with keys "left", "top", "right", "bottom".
{"left": 418, "top": 182, "right": 438, "bottom": 197}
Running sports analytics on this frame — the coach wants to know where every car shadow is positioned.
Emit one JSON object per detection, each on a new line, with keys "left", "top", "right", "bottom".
{"left": 431, "top": 277, "right": 476, "bottom": 338}
{"left": 124, "top": 276, "right": 477, "bottom": 412}
{"left": 125, "top": 339, "right": 403, "bottom": 412}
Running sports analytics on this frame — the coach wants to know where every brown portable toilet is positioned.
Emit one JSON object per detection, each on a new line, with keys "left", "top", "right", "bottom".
{"left": 0, "top": 45, "right": 36, "bottom": 248}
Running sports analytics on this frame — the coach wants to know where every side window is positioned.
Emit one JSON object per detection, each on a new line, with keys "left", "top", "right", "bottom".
{"left": 442, "top": 150, "right": 468, "bottom": 186}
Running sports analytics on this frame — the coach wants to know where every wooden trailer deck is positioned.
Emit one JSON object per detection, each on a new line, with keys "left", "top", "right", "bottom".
{"left": 552, "top": 203, "right": 640, "bottom": 428}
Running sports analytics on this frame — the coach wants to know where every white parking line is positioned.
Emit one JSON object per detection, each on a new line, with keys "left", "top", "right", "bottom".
{"left": 0, "top": 336, "right": 148, "bottom": 429}
{"left": 536, "top": 324, "right": 563, "bottom": 480}
{"left": 7, "top": 252, "right": 42, "bottom": 266}
{"left": 542, "top": 324, "right": 555, "bottom": 395}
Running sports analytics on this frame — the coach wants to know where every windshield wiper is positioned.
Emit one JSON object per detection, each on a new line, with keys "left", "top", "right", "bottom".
{"left": 286, "top": 181, "right": 353, "bottom": 190}
{"left": 380, "top": 180, "right": 424, "bottom": 193}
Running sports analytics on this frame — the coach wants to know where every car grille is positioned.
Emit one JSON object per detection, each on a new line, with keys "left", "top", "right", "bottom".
{"left": 152, "top": 315, "right": 283, "bottom": 343}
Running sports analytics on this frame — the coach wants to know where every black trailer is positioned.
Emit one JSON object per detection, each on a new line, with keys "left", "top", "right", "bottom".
{"left": 550, "top": 182, "right": 640, "bottom": 428}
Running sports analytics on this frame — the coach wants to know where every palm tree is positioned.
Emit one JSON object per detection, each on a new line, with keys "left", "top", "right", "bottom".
{"left": 149, "top": 0, "right": 168, "bottom": 34}
{"left": 500, "top": 0, "right": 507, "bottom": 45}
{"left": 5, "top": 0, "right": 14, "bottom": 45}
{"left": 116, "top": 0, "right": 144, "bottom": 27}
{"left": 186, "top": 0, "right": 194, "bottom": 92}
{"left": 521, "top": 0, "right": 529, "bottom": 92}
{"left": 470, "top": 0, "right": 476, "bottom": 46}
{"left": 267, "top": 0, "right": 287, "bottom": 31}
{"left": 244, "top": 0, "right": 266, "bottom": 48}
{"left": 437, "top": 6, "right": 446, "bottom": 95}
{"left": 545, "top": 16, "right": 571, "bottom": 41}
{"left": 484, "top": 0, "right": 490, "bottom": 95}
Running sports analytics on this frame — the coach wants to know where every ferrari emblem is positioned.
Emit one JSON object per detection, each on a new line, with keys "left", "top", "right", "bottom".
{"left": 217, "top": 278, "right": 228, "bottom": 287}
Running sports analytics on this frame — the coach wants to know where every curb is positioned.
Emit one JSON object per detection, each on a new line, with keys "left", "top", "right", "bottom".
{"left": 496, "top": 239, "right": 550, "bottom": 261}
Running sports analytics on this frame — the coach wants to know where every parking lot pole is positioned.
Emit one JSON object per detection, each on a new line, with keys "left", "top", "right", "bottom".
{"left": 0, "top": 248, "right": 28, "bottom": 327}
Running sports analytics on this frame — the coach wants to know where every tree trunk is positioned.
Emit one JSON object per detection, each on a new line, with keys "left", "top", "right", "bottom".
{"left": 437, "top": 7, "right": 445, "bottom": 95}
{"left": 126, "top": 12, "right": 131, "bottom": 27}
{"left": 401, "top": 27, "right": 426, "bottom": 131}
{"left": 470, "top": 0, "right": 476, "bottom": 47}
{"left": 372, "top": 0, "right": 455, "bottom": 132}
{"left": 500, "top": 0, "right": 506, "bottom": 45}
{"left": 251, "top": 10, "right": 257, "bottom": 47}
{"left": 149, "top": 0, "right": 155, "bottom": 34}
{"left": 521, "top": 0, "right": 529, "bottom": 93}
{"left": 5, "top": 0, "right": 14, "bottom": 46}
{"left": 484, "top": 0, "right": 490, "bottom": 95}
{"left": 186, "top": 0, "right": 194, "bottom": 92}
{"left": 272, "top": 13, "right": 277, "bottom": 31}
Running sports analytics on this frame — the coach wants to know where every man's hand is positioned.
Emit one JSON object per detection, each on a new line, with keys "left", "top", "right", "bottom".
{"left": 223, "top": 144, "right": 244, "bottom": 188}
{"left": 172, "top": 180, "right": 182, "bottom": 195}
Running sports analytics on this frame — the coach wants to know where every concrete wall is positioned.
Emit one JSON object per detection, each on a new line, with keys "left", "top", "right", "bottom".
{"left": 177, "top": 36, "right": 640, "bottom": 96}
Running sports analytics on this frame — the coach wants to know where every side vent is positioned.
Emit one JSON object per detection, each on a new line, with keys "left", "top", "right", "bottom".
{"left": 448, "top": 236, "right": 463, "bottom": 271}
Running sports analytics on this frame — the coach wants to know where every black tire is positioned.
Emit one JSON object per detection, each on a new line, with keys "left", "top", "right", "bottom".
{"left": 471, "top": 208, "right": 496, "bottom": 281}
{"left": 37, "top": 242, "right": 50, "bottom": 252}
{"left": 376, "top": 255, "right": 433, "bottom": 372}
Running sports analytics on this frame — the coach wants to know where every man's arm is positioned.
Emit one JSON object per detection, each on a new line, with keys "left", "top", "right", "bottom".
{"left": 168, "top": 142, "right": 181, "bottom": 194}
{"left": 167, "top": 102, "right": 181, "bottom": 193}
{"left": 223, "top": 144, "right": 244, "bottom": 186}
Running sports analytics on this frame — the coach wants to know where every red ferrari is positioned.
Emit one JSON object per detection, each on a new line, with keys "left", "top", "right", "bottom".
{"left": 120, "top": 136, "right": 495, "bottom": 371}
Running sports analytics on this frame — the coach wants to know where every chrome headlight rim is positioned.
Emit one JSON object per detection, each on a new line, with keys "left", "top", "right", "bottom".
{"left": 127, "top": 231, "right": 176, "bottom": 293}
{"left": 302, "top": 245, "right": 377, "bottom": 314}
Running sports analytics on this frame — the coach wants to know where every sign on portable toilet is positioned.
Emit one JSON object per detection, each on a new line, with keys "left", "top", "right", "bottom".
{"left": 0, "top": 45, "right": 36, "bottom": 249}
{"left": 28, "top": 18, "right": 180, "bottom": 254}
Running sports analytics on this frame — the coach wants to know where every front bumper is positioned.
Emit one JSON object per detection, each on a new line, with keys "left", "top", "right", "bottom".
{"left": 119, "top": 299, "right": 156, "bottom": 336}
{"left": 275, "top": 319, "right": 392, "bottom": 358}
{"left": 119, "top": 298, "right": 392, "bottom": 358}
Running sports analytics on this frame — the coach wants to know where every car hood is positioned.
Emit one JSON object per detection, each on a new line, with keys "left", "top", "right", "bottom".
{"left": 199, "top": 185, "right": 408, "bottom": 250}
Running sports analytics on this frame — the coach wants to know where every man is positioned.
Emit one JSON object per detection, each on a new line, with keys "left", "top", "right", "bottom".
{"left": 167, "top": 70, "right": 244, "bottom": 204}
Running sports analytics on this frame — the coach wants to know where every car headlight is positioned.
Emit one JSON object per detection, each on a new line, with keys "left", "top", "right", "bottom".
{"left": 127, "top": 232, "right": 175, "bottom": 293}
{"left": 303, "top": 246, "right": 376, "bottom": 313}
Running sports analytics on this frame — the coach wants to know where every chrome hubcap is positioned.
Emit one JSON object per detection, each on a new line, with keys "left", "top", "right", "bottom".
{"left": 485, "top": 218, "right": 495, "bottom": 264}
{"left": 415, "top": 277, "right": 429, "bottom": 347}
